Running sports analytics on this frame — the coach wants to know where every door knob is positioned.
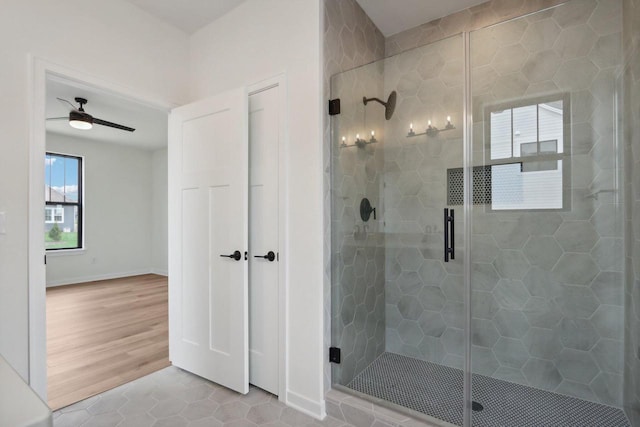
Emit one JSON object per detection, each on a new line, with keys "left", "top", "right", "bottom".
{"left": 254, "top": 251, "right": 276, "bottom": 262}
{"left": 220, "top": 250, "right": 242, "bottom": 261}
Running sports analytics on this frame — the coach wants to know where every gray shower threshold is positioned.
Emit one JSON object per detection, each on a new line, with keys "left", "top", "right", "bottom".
{"left": 346, "top": 352, "right": 630, "bottom": 427}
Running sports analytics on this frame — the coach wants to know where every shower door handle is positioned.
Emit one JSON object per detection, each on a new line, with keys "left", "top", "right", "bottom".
{"left": 444, "top": 208, "right": 455, "bottom": 262}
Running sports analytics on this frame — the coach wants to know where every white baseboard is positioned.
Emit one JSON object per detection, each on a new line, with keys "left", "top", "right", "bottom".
{"left": 285, "top": 390, "right": 326, "bottom": 420}
{"left": 150, "top": 268, "right": 168, "bottom": 276}
{"left": 46, "top": 269, "right": 153, "bottom": 287}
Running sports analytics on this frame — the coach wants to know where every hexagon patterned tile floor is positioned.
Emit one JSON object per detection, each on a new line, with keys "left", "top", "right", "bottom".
{"left": 52, "top": 366, "right": 353, "bottom": 427}
{"left": 348, "top": 353, "right": 630, "bottom": 427}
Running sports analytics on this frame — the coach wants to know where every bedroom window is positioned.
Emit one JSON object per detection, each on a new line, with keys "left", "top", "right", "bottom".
{"left": 45, "top": 152, "right": 83, "bottom": 250}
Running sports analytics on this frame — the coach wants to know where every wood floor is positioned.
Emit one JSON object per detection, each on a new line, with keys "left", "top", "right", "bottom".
{"left": 46, "top": 274, "right": 169, "bottom": 410}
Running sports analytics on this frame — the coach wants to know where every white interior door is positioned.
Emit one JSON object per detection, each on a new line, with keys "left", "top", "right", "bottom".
{"left": 168, "top": 87, "right": 249, "bottom": 394}
{"left": 249, "top": 86, "right": 280, "bottom": 394}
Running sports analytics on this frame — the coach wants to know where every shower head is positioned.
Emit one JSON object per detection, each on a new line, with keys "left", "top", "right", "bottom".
{"left": 363, "top": 91, "right": 397, "bottom": 120}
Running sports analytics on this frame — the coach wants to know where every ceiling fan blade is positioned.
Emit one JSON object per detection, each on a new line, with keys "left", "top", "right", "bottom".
{"left": 56, "top": 98, "right": 77, "bottom": 111}
{"left": 46, "top": 117, "right": 68, "bottom": 121}
{"left": 93, "top": 117, "right": 136, "bottom": 132}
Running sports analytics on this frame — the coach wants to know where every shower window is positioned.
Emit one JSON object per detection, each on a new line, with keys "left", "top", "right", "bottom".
{"left": 485, "top": 94, "right": 570, "bottom": 211}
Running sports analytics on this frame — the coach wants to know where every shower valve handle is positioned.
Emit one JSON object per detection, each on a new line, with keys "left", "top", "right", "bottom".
{"left": 360, "top": 198, "right": 377, "bottom": 222}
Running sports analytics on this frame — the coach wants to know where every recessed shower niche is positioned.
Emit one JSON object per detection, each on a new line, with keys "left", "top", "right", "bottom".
{"left": 330, "top": 1, "right": 629, "bottom": 426}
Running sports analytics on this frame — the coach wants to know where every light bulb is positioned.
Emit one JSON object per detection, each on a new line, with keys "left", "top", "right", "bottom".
{"left": 371, "top": 130, "right": 375, "bottom": 136}
{"left": 447, "top": 116, "right": 451, "bottom": 123}
{"left": 356, "top": 133, "right": 360, "bottom": 140}
{"left": 69, "top": 119, "right": 92, "bottom": 130}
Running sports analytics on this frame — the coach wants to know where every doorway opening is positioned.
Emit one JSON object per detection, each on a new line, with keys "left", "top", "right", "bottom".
{"left": 43, "top": 74, "right": 170, "bottom": 409}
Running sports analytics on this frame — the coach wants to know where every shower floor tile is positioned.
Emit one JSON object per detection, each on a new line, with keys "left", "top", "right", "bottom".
{"left": 347, "top": 352, "right": 630, "bottom": 427}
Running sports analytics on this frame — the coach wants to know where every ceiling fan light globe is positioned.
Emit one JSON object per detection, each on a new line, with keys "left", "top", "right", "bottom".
{"left": 69, "top": 110, "right": 93, "bottom": 130}
{"left": 69, "top": 119, "right": 92, "bottom": 130}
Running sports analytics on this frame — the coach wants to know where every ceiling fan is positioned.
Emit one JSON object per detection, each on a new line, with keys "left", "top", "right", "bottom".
{"left": 47, "top": 97, "right": 136, "bottom": 132}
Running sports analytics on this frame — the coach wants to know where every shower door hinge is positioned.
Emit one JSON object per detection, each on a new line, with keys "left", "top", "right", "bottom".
{"left": 328, "top": 99, "right": 341, "bottom": 116}
{"left": 329, "top": 347, "right": 341, "bottom": 364}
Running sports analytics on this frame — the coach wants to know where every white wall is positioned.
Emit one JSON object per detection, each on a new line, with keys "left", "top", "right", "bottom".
{"left": 45, "top": 133, "right": 167, "bottom": 286}
{"left": 2, "top": 0, "right": 325, "bottom": 413}
{"left": 0, "top": 0, "right": 188, "bottom": 381}
{"left": 151, "top": 148, "right": 168, "bottom": 275}
{"left": 190, "top": 0, "right": 325, "bottom": 416}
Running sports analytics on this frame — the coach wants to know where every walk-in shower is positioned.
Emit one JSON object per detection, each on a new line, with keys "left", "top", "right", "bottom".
{"left": 330, "top": 0, "right": 630, "bottom": 425}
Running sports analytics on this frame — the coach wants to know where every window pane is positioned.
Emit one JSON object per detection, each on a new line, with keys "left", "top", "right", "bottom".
{"left": 63, "top": 157, "right": 79, "bottom": 202}
{"left": 512, "top": 104, "right": 537, "bottom": 157}
{"left": 539, "top": 139, "right": 558, "bottom": 154}
{"left": 539, "top": 101, "right": 563, "bottom": 153}
{"left": 45, "top": 154, "right": 80, "bottom": 202}
{"left": 45, "top": 205, "right": 79, "bottom": 250}
{"left": 490, "top": 109, "right": 512, "bottom": 160}
{"left": 492, "top": 160, "right": 563, "bottom": 210}
{"left": 48, "top": 154, "right": 66, "bottom": 202}
{"left": 521, "top": 141, "right": 538, "bottom": 157}
{"left": 45, "top": 154, "right": 52, "bottom": 202}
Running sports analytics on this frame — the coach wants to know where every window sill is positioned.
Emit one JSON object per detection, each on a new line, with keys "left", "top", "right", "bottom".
{"left": 46, "top": 248, "right": 86, "bottom": 257}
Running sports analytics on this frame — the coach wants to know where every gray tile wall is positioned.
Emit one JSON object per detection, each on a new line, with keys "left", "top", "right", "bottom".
{"left": 323, "top": 0, "right": 385, "bottom": 391}
{"left": 468, "top": 0, "right": 625, "bottom": 406}
{"left": 381, "top": 0, "right": 626, "bottom": 407}
{"left": 382, "top": 35, "right": 466, "bottom": 370}
{"left": 623, "top": 0, "right": 640, "bottom": 423}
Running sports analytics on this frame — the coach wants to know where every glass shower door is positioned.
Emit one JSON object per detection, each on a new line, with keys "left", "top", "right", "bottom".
{"left": 331, "top": 34, "right": 470, "bottom": 426}
{"left": 469, "top": 1, "right": 627, "bottom": 425}
{"left": 330, "top": 58, "right": 387, "bottom": 388}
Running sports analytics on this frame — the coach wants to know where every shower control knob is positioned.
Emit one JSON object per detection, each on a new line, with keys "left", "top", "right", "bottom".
{"left": 254, "top": 251, "right": 276, "bottom": 262}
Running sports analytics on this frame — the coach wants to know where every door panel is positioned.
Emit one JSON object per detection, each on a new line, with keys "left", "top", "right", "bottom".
{"left": 209, "top": 185, "right": 234, "bottom": 354}
{"left": 249, "top": 87, "right": 280, "bottom": 394}
{"left": 181, "top": 188, "right": 205, "bottom": 345}
{"left": 169, "top": 87, "right": 249, "bottom": 394}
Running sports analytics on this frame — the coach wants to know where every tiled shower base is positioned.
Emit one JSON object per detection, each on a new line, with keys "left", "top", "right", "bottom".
{"left": 346, "top": 352, "right": 630, "bottom": 427}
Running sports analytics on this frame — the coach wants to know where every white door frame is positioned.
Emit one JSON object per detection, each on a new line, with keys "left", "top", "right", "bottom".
{"left": 27, "top": 56, "right": 174, "bottom": 399}
{"left": 247, "top": 75, "right": 289, "bottom": 399}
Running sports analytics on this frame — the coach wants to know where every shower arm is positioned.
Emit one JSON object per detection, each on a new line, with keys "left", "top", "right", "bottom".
{"left": 363, "top": 91, "right": 396, "bottom": 120}
{"left": 363, "top": 96, "right": 386, "bottom": 107}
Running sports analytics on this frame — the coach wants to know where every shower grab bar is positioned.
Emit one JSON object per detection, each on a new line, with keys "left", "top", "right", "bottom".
{"left": 444, "top": 208, "right": 455, "bottom": 262}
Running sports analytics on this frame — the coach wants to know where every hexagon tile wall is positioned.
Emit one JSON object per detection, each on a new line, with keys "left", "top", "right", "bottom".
{"left": 382, "top": 0, "right": 625, "bottom": 407}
